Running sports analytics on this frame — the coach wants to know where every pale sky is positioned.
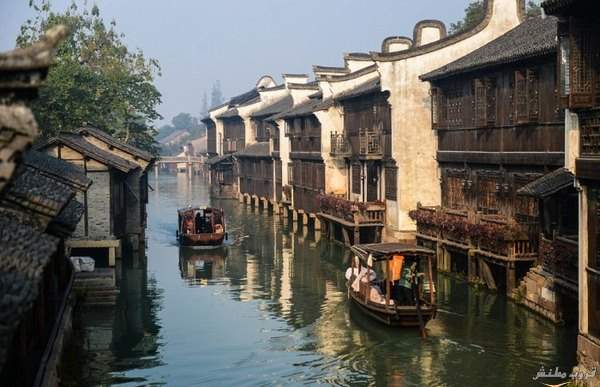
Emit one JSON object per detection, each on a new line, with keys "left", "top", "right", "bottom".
{"left": 0, "top": 0, "right": 473, "bottom": 124}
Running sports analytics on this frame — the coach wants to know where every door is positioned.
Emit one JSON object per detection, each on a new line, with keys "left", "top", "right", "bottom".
{"left": 366, "top": 162, "right": 379, "bottom": 202}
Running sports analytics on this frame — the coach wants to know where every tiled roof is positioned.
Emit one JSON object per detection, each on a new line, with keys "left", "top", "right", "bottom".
{"left": 0, "top": 217, "right": 59, "bottom": 371}
{"left": 216, "top": 108, "right": 240, "bottom": 119}
{"left": 270, "top": 98, "right": 333, "bottom": 120}
{"left": 206, "top": 153, "right": 235, "bottom": 166}
{"left": 313, "top": 65, "right": 350, "bottom": 74}
{"left": 542, "top": 0, "right": 576, "bottom": 14}
{"left": 39, "top": 133, "right": 139, "bottom": 173}
{"left": 229, "top": 88, "right": 260, "bottom": 106}
{"left": 23, "top": 150, "right": 91, "bottom": 190}
{"left": 251, "top": 95, "right": 294, "bottom": 118}
{"left": 422, "top": 16, "right": 558, "bottom": 81}
{"left": 77, "top": 127, "right": 155, "bottom": 162}
{"left": 335, "top": 78, "right": 381, "bottom": 101}
{"left": 517, "top": 168, "right": 575, "bottom": 197}
{"left": 2, "top": 165, "right": 74, "bottom": 219}
{"left": 235, "top": 142, "right": 271, "bottom": 158}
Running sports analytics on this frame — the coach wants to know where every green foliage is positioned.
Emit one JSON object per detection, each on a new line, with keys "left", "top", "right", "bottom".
{"left": 449, "top": 0, "right": 543, "bottom": 35}
{"left": 210, "top": 81, "right": 224, "bottom": 107}
{"left": 18, "top": 0, "right": 162, "bottom": 154}
{"left": 449, "top": 0, "right": 485, "bottom": 36}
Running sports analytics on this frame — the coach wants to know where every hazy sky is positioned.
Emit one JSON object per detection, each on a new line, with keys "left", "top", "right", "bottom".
{"left": 0, "top": 0, "right": 472, "bottom": 125}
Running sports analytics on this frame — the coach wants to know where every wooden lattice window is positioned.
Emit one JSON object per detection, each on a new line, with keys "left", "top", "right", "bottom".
{"left": 288, "top": 162, "right": 294, "bottom": 185}
{"left": 569, "top": 23, "right": 596, "bottom": 108}
{"left": 486, "top": 78, "right": 497, "bottom": 125}
{"left": 352, "top": 164, "right": 361, "bottom": 194}
{"left": 527, "top": 69, "right": 539, "bottom": 122}
{"left": 580, "top": 110, "right": 600, "bottom": 157}
{"left": 477, "top": 174, "right": 499, "bottom": 214}
{"left": 515, "top": 70, "right": 528, "bottom": 123}
{"left": 385, "top": 166, "right": 397, "bottom": 200}
{"left": 431, "top": 88, "right": 442, "bottom": 129}
{"left": 447, "top": 89, "right": 463, "bottom": 129}
{"left": 443, "top": 173, "right": 467, "bottom": 209}
{"left": 474, "top": 79, "right": 487, "bottom": 127}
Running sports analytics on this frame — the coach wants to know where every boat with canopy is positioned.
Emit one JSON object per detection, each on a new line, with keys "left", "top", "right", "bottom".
{"left": 177, "top": 206, "right": 227, "bottom": 246}
{"left": 348, "top": 243, "right": 437, "bottom": 334}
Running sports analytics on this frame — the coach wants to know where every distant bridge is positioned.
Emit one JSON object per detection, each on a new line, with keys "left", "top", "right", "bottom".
{"left": 155, "top": 155, "right": 206, "bottom": 176}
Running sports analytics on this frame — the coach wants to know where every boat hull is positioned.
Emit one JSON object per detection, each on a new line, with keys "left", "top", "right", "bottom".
{"left": 179, "top": 233, "right": 225, "bottom": 247}
{"left": 348, "top": 287, "right": 435, "bottom": 327}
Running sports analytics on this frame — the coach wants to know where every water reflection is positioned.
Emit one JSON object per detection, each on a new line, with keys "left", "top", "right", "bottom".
{"left": 62, "top": 174, "right": 577, "bottom": 386}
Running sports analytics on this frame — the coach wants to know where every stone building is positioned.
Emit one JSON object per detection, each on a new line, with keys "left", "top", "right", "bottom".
{"left": 36, "top": 127, "right": 154, "bottom": 260}
{"left": 542, "top": 0, "right": 600, "bottom": 384}
{"left": 373, "top": 0, "right": 526, "bottom": 240}
{"left": 0, "top": 25, "right": 92, "bottom": 387}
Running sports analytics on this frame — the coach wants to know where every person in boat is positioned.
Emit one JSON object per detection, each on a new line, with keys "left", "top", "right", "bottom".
{"left": 183, "top": 216, "right": 194, "bottom": 234}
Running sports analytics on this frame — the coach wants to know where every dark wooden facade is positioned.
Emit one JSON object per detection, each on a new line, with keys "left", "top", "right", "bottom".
{"left": 205, "top": 119, "right": 217, "bottom": 156}
{"left": 287, "top": 114, "right": 325, "bottom": 215}
{"left": 237, "top": 143, "right": 274, "bottom": 201}
{"left": 420, "top": 46, "right": 564, "bottom": 294}
{"left": 208, "top": 155, "right": 238, "bottom": 199}
{"left": 544, "top": 0, "right": 600, "bottom": 358}
{"left": 222, "top": 117, "right": 245, "bottom": 154}
{"left": 333, "top": 90, "right": 394, "bottom": 203}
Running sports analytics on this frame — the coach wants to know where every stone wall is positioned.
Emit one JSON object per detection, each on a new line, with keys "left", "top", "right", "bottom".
{"left": 84, "top": 171, "right": 112, "bottom": 239}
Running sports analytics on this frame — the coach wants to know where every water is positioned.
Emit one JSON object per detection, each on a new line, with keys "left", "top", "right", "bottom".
{"left": 62, "top": 174, "right": 577, "bottom": 386}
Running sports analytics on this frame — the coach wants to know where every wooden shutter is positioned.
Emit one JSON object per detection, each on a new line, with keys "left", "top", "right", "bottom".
{"left": 486, "top": 78, "right": 497, "bottom": 126}
{"left": 385, "top": 166, "right": 397, "bottom": 200}
{"left": 527, "top": 69, "right": 539, "bottom": 122}
{"left": 474, "top": 79, "right": 487, "bottom": 127}
{"left": 515, "top": 70, "right": 528, "bottom": 123}
{"left": 431, "top": 87, "right": 439, "bottom": 129}
{"left": 570, "top": 23, "right": 595, "bottom": 108}
{"left": 352, "top": 164, "right": 361, "bottom": 194}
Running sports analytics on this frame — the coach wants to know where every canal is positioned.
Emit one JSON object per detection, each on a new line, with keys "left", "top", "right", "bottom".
{"left": 62, "top": 174, "right": 577, "bottom": 386}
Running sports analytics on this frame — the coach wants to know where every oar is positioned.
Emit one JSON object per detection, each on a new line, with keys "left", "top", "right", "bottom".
{"left": 410, "top": 264, "right": 427, "bottom": 339}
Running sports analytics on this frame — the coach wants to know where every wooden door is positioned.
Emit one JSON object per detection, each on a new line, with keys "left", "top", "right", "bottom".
{"left": 366, "top": 162, "right": 379, "bottom": 202}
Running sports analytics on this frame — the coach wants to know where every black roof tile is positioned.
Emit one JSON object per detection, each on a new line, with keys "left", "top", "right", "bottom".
{"left": 517, "top": 168, "right": 575, "bottom": 197}
{"left": 77, "top": 127, "right": 155, "bottom": 162}
{"left": 422, "top": 16, "right": 558, "bottom": 81}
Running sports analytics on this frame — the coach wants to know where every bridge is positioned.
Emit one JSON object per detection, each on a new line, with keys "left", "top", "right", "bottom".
{"left": 155, "top": 155, "right": 207, "bottom": 177}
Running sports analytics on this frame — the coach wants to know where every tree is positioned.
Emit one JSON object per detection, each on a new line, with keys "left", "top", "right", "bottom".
{"left": 171, "top": 112, "right": 193, "bottom": 130}
{"left": 448, "top": 1, "right": 485, "bottom": 35}
{"left": 210, "top": 80, "right": 224, "bottom": 107}
{"left": 449, "top": 0, "right": 542, "bottom": 35}
{"left": 201, "top": 91, "right": 208, "bottom": 117}
{"left": 17, "top": 1, "right": 162, "bottom": 154}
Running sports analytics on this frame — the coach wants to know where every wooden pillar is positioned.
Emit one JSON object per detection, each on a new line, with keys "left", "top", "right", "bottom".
{"left": 342, "top": 227, "right": 351, "bottom": 246}
{"left": 468, "top": 250, "right": 478, "bottom": 282}
{"left": 354, "top": 227, "right": 360, "bottom": 246}
{"left": 436, "top": 243, "right": 444, "bottom": 271}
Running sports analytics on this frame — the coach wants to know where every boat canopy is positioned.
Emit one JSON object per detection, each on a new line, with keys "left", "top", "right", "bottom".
{"left": 351, "top": 243, "right": 435, "bottom": 262}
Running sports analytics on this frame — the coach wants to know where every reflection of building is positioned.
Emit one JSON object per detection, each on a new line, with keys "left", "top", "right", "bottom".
{"left": 542, "top": 0, "right": 600, "bottom": 382}
{"left": 179, "top": 247, "right": 227, "bottom": 281}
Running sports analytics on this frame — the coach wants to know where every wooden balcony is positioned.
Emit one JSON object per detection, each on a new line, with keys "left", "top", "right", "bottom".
{"left": 411, "top": 205, "right": 537, "bottom": 261}
{"left": 539, "top": 234, "right": 578, "bottom": 287}
{"left": 330, "top": 132, "right": 351, "bottom": 157}
{"left": 318, "top": 195, "right": 385, "bottom": 226}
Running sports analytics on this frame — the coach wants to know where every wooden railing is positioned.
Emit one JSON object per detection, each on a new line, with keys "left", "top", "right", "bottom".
{"left": 330, "top": 132, "right": 351, "bottom": 156}
{"left": 319, "top": 194, "right": 385, "bottom": 225}
{"left": 359, "top": 128, "right": 382, "bottom": 156}
{"left": 539, "top": 234, "right": 578, "bottom": 285}
{"left": 412, "top": 204, "right": 537, "bottom": 260}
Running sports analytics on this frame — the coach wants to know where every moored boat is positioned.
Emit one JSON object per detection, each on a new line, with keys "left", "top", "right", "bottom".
{"left": 347, "top": 243, "right": 437, "bottom": 334}
{"left": 177, "top": 206, "right": 227, "bottom": 246}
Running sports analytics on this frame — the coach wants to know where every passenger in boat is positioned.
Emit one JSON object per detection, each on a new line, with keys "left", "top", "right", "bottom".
{"left": 196, "top": 212, "right": 212, "bottom": 234}
{"left": 214, "top": 223, "right": 224, "bottom": 234}
{"left": 183, "top": 217, "right": 194, "bottom": 234}
{"left": 393, "top": 264, "right": 415, "bottom": 306}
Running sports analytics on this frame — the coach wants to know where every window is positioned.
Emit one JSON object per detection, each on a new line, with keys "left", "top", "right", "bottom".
{"left": 385, "top": 166, "right": 397, "bottom": 200}
{"left": 580, "top": 110, "right": 600, "bottom": 157}
{"left": 288, "top": 162, "right": 293, "bottom": 185}
{"left": 443, "top": 173, "right": 467, "bottom": 209}
{"left": 486, "top": 78, "right": 497, "bottom": 125}
{"left": 527, "top": 69, "right": 539, "bottom": 122}
{"left": 514, "top": 69, "right": 539, "bottom": 124}
{"left": 431, "top": 87, "right": 439, "bottom": 128}
{"left": 515, "top": 70, "right": 528, "bottom": 123}
{"left": 560, "top": 33, "right": 571, "bottom": 96}
{"left": 352, "top": 164, "right": 361, "bottom": 194}
{"left": 477, "top": 175, "right": 499, "bottom": 214}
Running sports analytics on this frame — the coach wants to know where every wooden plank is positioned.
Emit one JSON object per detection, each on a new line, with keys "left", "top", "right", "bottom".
{"left": 480, "top": 260, "right": 497, "bottom": 290}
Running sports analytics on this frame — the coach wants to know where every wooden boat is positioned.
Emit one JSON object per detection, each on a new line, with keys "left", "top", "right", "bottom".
{"left": 348, "top": 243, "right": 437, "bottom": 333}
{"left": 177, "top": 207, "right": 227, "bottom": 246}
